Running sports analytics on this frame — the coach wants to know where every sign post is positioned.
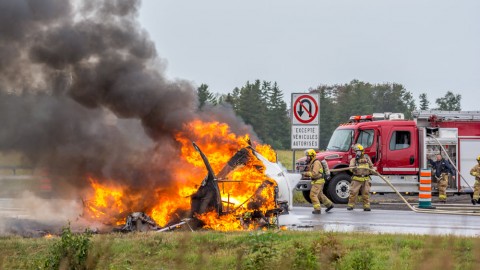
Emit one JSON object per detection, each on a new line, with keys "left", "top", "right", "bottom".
{"left": 291, "top": 93, "right": 320, "bottom": 169}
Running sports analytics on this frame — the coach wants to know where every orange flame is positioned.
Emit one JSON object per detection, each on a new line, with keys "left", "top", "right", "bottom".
{"left": 84, "top": 119, "right": 278, "bottom": 230}
{"left": 255, "top": 144, "right": 277, "bottom": 163}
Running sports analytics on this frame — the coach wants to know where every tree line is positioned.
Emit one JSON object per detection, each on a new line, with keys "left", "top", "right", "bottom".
{"left": 198, "top": 80, "right": 462, "bottom": 149}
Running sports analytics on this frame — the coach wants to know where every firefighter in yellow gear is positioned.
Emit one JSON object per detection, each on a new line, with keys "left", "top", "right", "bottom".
{"left": 347, "top": 144, "right": 374, "bottom": 211}
{"left": 470, "top": 155, "right": 480, "bottom": 205}
{"left": 302, "top": 149, "right": 334, "bottom": 214}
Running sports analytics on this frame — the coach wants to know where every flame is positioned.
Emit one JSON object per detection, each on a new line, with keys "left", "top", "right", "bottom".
{"left": 83, "top": 178, "right": 129, "bottom": 225}
{"left": 255, "top": 144, "right": 277, "bottom": 163}
{"left": 83, "top": 119, "right": 279, "bottom": 230}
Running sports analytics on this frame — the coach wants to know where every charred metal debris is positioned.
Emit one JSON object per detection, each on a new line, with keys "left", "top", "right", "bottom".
{"left": 115, "top": 142, "right": 286, "bottom": 232}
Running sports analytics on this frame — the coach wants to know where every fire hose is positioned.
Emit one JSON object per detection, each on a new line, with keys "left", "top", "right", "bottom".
{"left": 328, "top": 167, "right": 480, "bottom": 216}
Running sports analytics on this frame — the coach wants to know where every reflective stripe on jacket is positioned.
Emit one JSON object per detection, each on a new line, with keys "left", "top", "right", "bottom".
{"left": 350, "top": 155, "right": 373, "bottom": 182}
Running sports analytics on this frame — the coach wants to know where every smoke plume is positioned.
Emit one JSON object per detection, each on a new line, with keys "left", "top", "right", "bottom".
{"left": 0, "top": 0, "right": 255, "bottom": 206}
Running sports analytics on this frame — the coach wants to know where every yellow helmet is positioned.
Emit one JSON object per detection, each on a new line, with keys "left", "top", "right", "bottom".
{"left": 305, "top": 149, "right": 316, "bottom": 158}
{"left": 354, "top": 144, "right": 364, "bottom": 152}
{"left": 477, "top": 155, "right": 480, "bottom": 161}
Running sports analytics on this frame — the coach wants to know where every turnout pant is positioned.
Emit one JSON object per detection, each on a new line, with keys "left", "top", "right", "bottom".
{"left": 473, "top": 179, "right": 480, "bottom": 201}
{"left": 348, "top": 180, "right": 370, "bottom": 209}
{"left": 474, "top": 180, "right": 480, "bottom": 201}
{"left": 310, "top": 183, "right": 332, "bottom": 211}
{"left": 437, "top": 173, "right": 448, "bottom": 202}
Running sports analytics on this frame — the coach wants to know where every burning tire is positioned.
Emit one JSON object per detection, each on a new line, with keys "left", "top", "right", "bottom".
{"left": 327, "top": 173, "right": 351, "bottom": 204}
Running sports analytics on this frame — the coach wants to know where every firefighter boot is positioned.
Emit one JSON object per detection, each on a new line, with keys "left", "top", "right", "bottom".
{"left": 363, "top": 208, "right": 371, "bottom": 211}
{"left": 472, "top": 199, "right": 477, "bottom": 205}
{"left": 312, "top": 210, "right": 321, "bottom": 215}
{"left": 325, "top": 205, "right": 334, "bottom": 213}
{"left": 346, "top": 206, "right": 353, "bottom": 211}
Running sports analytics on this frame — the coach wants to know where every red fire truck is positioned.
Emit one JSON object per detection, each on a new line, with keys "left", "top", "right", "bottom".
{"left": 295, "top": 110, "right": 480, "bottom": 204}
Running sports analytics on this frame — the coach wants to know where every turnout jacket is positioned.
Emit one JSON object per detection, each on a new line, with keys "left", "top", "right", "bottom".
{"left": 304, "top": 159, "right": 325, "bottom": 184}
{"left": 349, "top": 155, "right": 374, "bottom": 181}
{"left": 428, "top": 158, "right": 455, "bottom": 178}
{"left": 470, "top": 164, "right": 480, "bottom": 180}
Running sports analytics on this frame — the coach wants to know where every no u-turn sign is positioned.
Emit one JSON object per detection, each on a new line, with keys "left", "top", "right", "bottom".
{"left": 291, "top": 93, "right": 320, "bottom": 149}
{"left": 292, "top": 93, "right": 319, "bottom": 125}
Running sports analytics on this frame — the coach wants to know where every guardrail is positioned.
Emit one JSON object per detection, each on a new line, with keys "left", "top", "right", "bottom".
{"left": 0, "top": 165, "right": 33, "bottom": 175}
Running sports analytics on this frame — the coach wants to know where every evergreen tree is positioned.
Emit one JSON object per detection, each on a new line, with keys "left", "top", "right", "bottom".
{"left": 221, "top": 87, "right": 240, "bottom": 110}
{"left": 435, "top": 91, "right": 461, "bottom": 111}
{"left": 197, "top": 84, "right": 216, "bottom": 109}
{"left": 419, "top": 93, "right": 429, "bottom": 110}
{"left": 237, "top": 80, "right": 269, "bottom": 142}
{"left": 310, "top": 85, "right": 336, "bottom": 149}
{"left": 265, "top": 82, "right": 290, "bottom": 148}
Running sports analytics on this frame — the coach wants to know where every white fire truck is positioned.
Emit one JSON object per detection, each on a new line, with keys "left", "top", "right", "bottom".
{"left": 295, "top": 110, "right": 480, "bottom": 204}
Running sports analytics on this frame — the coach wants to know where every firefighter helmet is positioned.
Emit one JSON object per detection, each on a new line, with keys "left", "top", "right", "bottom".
{"left": 477, "top": 155, "right": 480, "bottom": 162}
{"left": 354, "top": 144, "right": 364, "bottom": 153}
{"left": 305, "top": 149, "right": 316, "bottom": 158}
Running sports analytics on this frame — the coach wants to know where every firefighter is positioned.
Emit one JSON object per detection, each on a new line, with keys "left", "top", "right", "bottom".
{"left": 347, "top": 144, "right": 374, "bottom": 211}
{"left": 470, "top": 155, "right": 480, "bottom": 205}
{"left": 302, "top": 149, "right": 334, "bottom": 214}
{"left": 428, "top": 154, "right": 456, "bottom": 203}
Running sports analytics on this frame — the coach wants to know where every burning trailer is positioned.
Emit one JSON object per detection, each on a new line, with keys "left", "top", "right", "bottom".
{"left": 112, "top": 142, "right": 300, "bottom": 232}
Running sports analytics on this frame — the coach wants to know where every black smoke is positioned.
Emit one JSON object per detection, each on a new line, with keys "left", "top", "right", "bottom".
{"left": 0, "top": 0, "right": 256, "bottom": 202}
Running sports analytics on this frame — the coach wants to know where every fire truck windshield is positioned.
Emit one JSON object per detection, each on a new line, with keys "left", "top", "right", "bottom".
{"left": 326, "top": 129, "right": 354, "bottom": 152}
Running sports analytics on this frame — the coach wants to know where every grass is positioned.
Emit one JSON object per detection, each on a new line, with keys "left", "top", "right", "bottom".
{"left": 1, "top": 230, "right": 480, "bottom": 269}
{"left": 276, "top": 150, "right": 305, "bottom": 170}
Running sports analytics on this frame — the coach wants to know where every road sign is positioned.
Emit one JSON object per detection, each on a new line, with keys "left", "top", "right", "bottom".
{"left": 292, "top": 93, "right": 319, "bottom": 125}
{"left": 291, "top": 125, "right": 319, "bottom": 149}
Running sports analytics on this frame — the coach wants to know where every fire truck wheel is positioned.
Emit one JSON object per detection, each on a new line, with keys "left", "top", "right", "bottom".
{"left": 302, "top": 190, "right": 312, "bottom": 204}
{"left": 327, "top": 173, "right": 351, "bottom": 204}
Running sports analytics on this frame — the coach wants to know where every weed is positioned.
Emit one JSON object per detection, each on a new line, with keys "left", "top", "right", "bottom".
{"left": 313, "top": 232, "right": 346, "bottom": 264}
{"left": 338, "top": 249, "right": 376, "bottom": 270}
{"left": 43, "top": 224, "right": 92, "bottom": 270}
{"left": 396, "top": 237, "right": 424, "bottom": 250}
{"left": 454, "top": 238, "right": 474, "bottom": 270}
{"left": 242, "top": 231, "right": 280, "bottom": 270}
{"left": 292, "top": 242, "right": 317, "bottom": 270}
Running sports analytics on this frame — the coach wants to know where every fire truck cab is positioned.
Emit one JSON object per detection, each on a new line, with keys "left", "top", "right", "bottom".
{"left": 295, "top": 110, "right": 480, "bottom": 204}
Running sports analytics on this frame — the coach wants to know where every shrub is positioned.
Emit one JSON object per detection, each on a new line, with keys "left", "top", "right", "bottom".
{"left": 43, "top": 224, "right": 92, "bottom": 270}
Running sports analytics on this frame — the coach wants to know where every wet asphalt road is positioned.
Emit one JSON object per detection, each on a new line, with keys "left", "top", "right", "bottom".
{"left": 280, "top": 205, "right": 480, "bottom": 236}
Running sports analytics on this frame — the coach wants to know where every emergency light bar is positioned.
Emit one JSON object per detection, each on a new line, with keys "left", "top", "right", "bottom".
{"left": 349, "top": 113, "right": 405, "bottom": 122}
{"left": 349, "top": 115, "right": 373, "bottom": 122}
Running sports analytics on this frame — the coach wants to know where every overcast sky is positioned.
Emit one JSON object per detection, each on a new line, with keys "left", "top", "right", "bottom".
{"left": 139, "top": 1, "right": 479, "bottom": 111}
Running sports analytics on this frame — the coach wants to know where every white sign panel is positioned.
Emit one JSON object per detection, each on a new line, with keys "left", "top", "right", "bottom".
{"left": 291, "top": 125, "right": 319, "bottom": 149}
{"left": 291, "top": 93, "right": 320, "bottom": 125}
